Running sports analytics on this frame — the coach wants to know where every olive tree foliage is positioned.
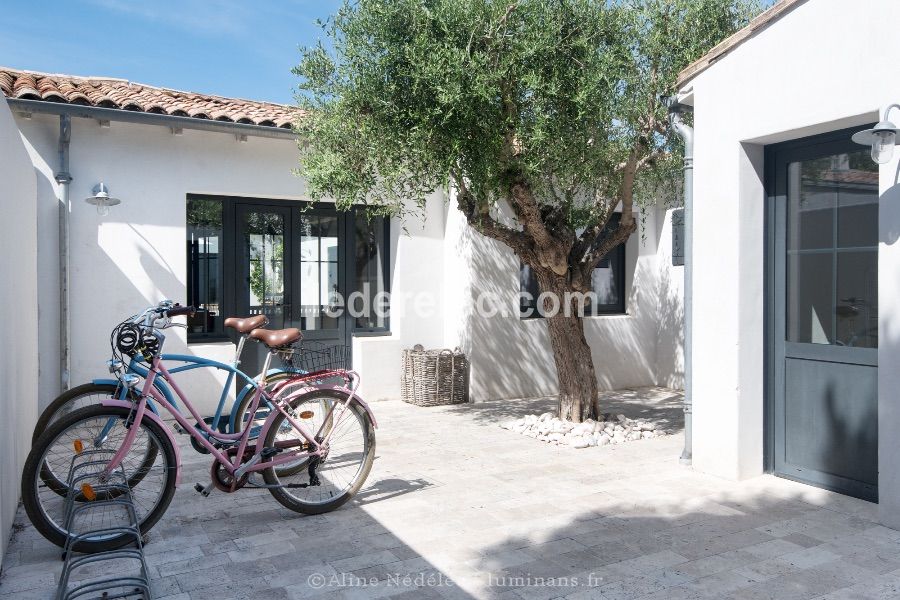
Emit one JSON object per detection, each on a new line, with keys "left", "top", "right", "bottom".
{"left": 293, "top": 0, "right": 759, "bottom": 420}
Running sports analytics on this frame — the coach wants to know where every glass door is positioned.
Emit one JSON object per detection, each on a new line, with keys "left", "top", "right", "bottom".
{"left": 768, "top": 132, "right": 879, "bottom": 502}
{"left": 292, "top": 208, "right": 348, "bottom": 347}
{"left": 235, "top": 204, "right": 290, "bottom": 329}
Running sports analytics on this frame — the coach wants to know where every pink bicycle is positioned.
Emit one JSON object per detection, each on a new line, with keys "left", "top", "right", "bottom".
{"left": 22, "top": 303, "right": 377, "bottom": 553}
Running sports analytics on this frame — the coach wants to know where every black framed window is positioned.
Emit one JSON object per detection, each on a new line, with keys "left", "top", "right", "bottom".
{"left": 186, "top": 196, "right": 390, "bottom": 343}
{"left": 520, "top": 213, "right": 626, "bottom": 318}
{"left": 186, "top": 197, "right": 225, "bottom": 338}
{"left": 353, "top": 216, "right": 389, "bottom": 330}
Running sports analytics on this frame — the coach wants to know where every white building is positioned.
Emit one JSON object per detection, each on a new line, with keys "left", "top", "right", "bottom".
{"left": 0, "top": 67, "right": 683, "bottom": 560}
{"left": 676, "top": 0, "right": 900, "bottom": 527}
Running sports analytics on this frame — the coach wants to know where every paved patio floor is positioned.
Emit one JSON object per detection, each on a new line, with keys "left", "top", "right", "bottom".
{"left": 3, "top": 387, "right": 900, "bottom": 600}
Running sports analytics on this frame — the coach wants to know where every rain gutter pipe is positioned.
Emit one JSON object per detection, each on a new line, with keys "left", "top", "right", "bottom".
{"left": 667, "top": 98, "right": 694, "bottom": 466}
{"left": 56, "top": 114, "right": 72, "bottom": 392}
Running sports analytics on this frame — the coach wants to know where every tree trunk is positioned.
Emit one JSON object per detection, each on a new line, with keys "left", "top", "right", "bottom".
{"left": 534, "top": 270, "right": 600, "bottom": 422}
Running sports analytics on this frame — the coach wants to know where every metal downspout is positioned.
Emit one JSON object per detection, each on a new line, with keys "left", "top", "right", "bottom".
{"left": 670, "top": 104, "right": 693, "bottom": 466}
{"left": 56, "top": 115, "right": 72, "bottom": 392}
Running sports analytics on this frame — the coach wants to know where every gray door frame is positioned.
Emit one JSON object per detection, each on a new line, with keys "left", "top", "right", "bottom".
{"left": 764, "top": 124, "right": 879, "bottom": 502}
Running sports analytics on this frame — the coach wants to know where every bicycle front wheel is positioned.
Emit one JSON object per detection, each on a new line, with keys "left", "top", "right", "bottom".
{"left": 31, "top": 383, "right": 159, "bottom": 498}
{"left": 261, "top": 388, "right": 375, "bottom": 514}
{"left": 22, "top": 405, "right": 177, "bottom": 553}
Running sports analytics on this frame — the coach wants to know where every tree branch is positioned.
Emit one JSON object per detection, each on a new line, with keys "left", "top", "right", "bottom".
{"left": 452, "top": 171, "right": 536, "bottom": 262}
{"left": 509, "top": 179, "right": 570, "bottom": 274}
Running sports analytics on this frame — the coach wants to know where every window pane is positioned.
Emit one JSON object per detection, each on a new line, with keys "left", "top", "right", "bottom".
{"left": 588, "top": 213, "right": 624, "bottom": 314}
{"left": 590, "top": 262, "right": 619, "bottom": 305}
{"left": 836, "top": 152, "right": 879, "bottom": 248}
{"left": 788, "top": 159, "right": 834, "bottom": 251}
{"left": 786, "top": 253, "right": 833, "bottom": 344}
{"left": 785, "top": 152, "right": 878, "bottom": 347}
{"left": 520, "top": 264, "right": 540, "bottom": 317}
{"left": 354, "top": 215, "right": 387, "bottom": 329}
{"left": 244, "top": 211, "right": 285, "bottom": 328}
{"left": 187, "top": 197, "right": 223, "bottom": 337}
{"left": 299, "top": 215, "right": 339, "bottom": 330}
{"left": 836, "top": 250, "right": 878, "bottom": 348}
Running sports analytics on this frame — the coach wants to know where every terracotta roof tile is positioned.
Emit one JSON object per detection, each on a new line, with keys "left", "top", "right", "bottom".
{"left": 0, "top": 66, "right": 303, "bottom": 129}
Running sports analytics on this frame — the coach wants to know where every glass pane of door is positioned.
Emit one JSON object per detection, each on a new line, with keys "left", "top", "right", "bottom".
{"left": 242, "top": 209, "right": 286, "bottom": 328}
{"left": 298, "top": 214, "right": 339, "bottom": 330}
{"left": 785, "top": 150, "right": 878, "bottom": 348}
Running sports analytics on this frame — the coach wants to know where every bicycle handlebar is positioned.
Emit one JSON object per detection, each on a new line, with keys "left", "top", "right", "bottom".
{"left": 127, "top": 301, "right": 194, "bottom": 328}
{"left": 163, "top": 305, "right": 195, "bottom": 318}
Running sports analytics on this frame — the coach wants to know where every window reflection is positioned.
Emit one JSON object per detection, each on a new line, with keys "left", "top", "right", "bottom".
{"left": 354, "top": 216, "right": 387, "bottom": 329}
{"left": 299, "top": 216, "right": 339, "bottom": 330}
{"left": 187, "top": 197, "right": 224, "bottom": 336}
{"left": 244, "top": 211, "right": 286, "bottom": 328}
{"left": 786, "top": 151, "right": 878, "bottom": 348}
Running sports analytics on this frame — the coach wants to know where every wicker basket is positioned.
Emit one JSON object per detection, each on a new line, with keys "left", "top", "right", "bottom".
{"left": 401, "top": 346, "right": 469, "bottom": 406}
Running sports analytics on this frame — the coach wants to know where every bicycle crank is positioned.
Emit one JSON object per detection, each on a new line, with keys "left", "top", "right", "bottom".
{"left": 210, "top": 461, "right": 249, "bottom": 492}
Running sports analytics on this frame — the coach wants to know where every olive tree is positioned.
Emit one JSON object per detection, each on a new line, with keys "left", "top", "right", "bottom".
{"left": 293, "top": 0, "right": 759, "bottom": 421}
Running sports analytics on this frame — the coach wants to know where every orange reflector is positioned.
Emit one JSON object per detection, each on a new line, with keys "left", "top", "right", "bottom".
{"left": 81, "top": 483, "right": 97, "bottom": 501}
{"left": 299, "top": 411, "right": 314, "bottom": 419}
{"left": 73, "top": 440, "right": 84, "bottom": 454}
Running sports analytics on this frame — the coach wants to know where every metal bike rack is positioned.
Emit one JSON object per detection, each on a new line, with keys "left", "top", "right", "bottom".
{"left": 56, "top": 449, "right": 153, "bottom": 600}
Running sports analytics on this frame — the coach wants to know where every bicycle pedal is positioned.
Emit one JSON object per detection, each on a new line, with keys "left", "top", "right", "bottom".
{"left": 193, "top": 482, "right": 214, "bottom": 497}
{"left": 261, "top": 447, "right": 281, "bottom": 459}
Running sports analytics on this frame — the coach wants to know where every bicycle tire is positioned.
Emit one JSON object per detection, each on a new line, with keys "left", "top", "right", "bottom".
{"left": 22, "top": 405, "right": 177, "bottom": 553}
{"left": 261, "top": 388, "right": 375, "bottom": 514}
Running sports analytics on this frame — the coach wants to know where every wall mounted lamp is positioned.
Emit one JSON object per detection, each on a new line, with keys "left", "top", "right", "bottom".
{"left": 84, "top": 182, "right": 121, "bottom": 216}
{"left": 852, "top": 104, "right": 900, "bottom": 164}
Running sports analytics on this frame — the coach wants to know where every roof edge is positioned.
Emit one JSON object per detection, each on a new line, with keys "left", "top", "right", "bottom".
{"left": 7, "top": 98, "right": 298, "bottom": 141}
{"left": 0, "top": 66, "right": 301, "bottom": 130}
{"left": 0, "top": 66, "right": 295, "bottom": 110}
{"left": 676, "top": 0, "right": 808, "bottom": 89}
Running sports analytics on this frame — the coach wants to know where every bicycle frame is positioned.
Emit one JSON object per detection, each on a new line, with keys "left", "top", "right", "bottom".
{"left": 101, "top": 354, "right": 367, "bottom": 486}
{"left": 93, "top": 352, "right": 300, "bottom": 433}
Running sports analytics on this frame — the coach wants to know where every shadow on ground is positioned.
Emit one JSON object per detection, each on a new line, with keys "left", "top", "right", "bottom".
{"left": 445, "top": 386, "right": 685, "bottom": 433}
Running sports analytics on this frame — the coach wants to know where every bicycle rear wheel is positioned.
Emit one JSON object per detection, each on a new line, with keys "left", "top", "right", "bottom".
{"left": 22, "top": 405, "right": 177, "bottom": 553}
{"left": 232, "top": 370, "right": 302, "bottom": 436}
{"left": 261, "top": 389, "right": 375, "bottom": 514}
{"left": 32, "top": 382, "right": 130, "bottom": 445}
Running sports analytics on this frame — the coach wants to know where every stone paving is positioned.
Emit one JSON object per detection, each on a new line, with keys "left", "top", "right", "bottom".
{"left": 3, "top": 387, "right": 900, "bottom": 599}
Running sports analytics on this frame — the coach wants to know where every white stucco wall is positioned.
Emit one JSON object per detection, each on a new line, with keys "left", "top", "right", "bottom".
{"left": 14, "top": 113, "right": 446, "bottom": 415}
{"left": 0, "top": 99, "right": 39, "bottom": 565}
{"left": 681, "top": 0, "right": 900, "bottom": 524}
{"left": 442, "top": 193, "right": 684, "bottom": 401}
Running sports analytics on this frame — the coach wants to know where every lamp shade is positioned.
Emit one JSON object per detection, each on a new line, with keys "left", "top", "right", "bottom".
{"left": 85, "top": 183, "right": 121, "bottom": 215}
{"left": 852, "top": 121, "right": 900, "bottom": 164}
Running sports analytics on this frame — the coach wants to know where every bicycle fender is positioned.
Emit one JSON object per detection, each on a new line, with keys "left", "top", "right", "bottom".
{"left": 100, "top": 398, "right": 182, "bottom": 485}
{"left": 351, "top": 391, "right": 378, "bottom": 429}
{"left": 91, "top": 378, "right": 161, "bottom": 416}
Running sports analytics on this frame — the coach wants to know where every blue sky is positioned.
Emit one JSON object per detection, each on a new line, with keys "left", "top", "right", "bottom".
{"left": 0, "top": 0, "right": 343, "bottom": 104}
{"left": 2, "top": 0, "right": 775, "bottom": 106}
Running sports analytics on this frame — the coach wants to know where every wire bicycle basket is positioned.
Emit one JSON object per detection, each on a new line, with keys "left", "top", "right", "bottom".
{"left": 278, "top": 341, "right": 351, "bottom": 373}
